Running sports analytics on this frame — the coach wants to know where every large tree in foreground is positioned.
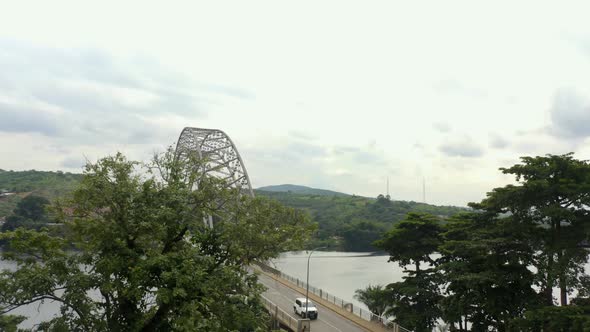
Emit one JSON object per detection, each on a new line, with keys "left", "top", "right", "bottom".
{"left": 374, "top": 212, "right": 444, "bottom": 332}
{"left": 0, "top": 150, "right": 314, "bottom": 331}
{"left": 471, "top": 153, "right": 590, "bottom": 306}
{"left": 438, "top": 213, "right": 538, "bottom": 331}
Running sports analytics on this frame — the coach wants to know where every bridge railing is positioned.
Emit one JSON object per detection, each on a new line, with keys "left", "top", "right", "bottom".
{"left": 255, "top": 261, "right": 411, "bottom": 332}
{"left": 260, "top": 294, "right": 300, "bottom": 331}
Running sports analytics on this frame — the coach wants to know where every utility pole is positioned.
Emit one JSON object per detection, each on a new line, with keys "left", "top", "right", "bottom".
{"left": 306, "top": 247, "right": 325, "bottom": 319}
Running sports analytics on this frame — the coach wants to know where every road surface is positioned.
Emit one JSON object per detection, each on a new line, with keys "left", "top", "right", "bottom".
{"left": 258, "top": 272, "right": 367, "bottom": 332}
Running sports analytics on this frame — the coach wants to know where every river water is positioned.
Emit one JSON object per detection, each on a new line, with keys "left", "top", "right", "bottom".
{"left": 270, "top": 251, "right": 590, "bottom": 312}
{"left": 2, "top": 252, "right": 397, "bottom": 327}
{"left": 270, "top": 251, "right": 401, "bottom": 310}
{"left": 2, "top": 252, "right": 589, "bottom": 327}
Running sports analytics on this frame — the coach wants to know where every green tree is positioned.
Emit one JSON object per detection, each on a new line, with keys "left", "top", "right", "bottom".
{"left": 0, "top": 314, "right": 26, "bottom": 332}
{"left": 438, "top": 213, "right": 538, "bottom": 331}
{"left": 385, "top": 272, "right": 442, "bottom": 332}
{"left": 0, "top": 150, "right": 313, "bottom": 331}
{"left": 1, "top": 195, "right": 50, "bottom": 232}
{"left": 508, "top": 305, "right": 590, "bottom": 331}
{"left": 375, "top": 212, "right": 443, "bottom": 271}
{"left": 354, "top": 284, "right": 390, "bottom": 319}
{"left": 374, "top": 213, "right": 444, "bottom": 332}
{"left": 221, "top": 196, "right": 315, "bottom": 265}
{"left": 341, "top": 219, "right": 387, "bottom": 252}
{"left": 471, "top": 153, "right": 590, "bottom": 306}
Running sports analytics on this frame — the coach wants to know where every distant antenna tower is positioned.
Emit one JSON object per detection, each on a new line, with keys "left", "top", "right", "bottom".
{"left": 386, "top": 177, "right": 390, "bottom": 199}
{"left": 422, "top": 177, "right": 426, "bottom": 203}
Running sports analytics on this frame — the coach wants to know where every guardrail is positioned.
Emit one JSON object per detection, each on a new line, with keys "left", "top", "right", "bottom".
{"left": 260, "top": 294, "right": 302, "bottom": 331}
{"left": 255, "top": 261, "right": 411, "bottom": 332}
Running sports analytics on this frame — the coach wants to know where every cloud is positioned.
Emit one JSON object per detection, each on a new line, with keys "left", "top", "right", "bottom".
{"left": 548, "top": 88, "right": 590, "bottom": 139}
{"left": 0, "top": 99, "right": 61, "bottom": 135}
{"left": 432, "top": 79, "right": 488, "bottom": 99}
{"left": 433, "top": 122, "right": 452, "bottom": 133}
{"left": 60, "top": 156, "right": 86, "bottom": 169}
{"left": 333, "top": 145, "right": 389, "bottom": 166}
{"left": 439, "top": 138, "right": 484, "bottom": 158}
{"left": 0, "top": 40, "right": 253, "bottom": 146}
{"left": 285, "top": 142, "right": 326, "bottom": 159}
{"left": 288, "top": 130, "right": 318, "bottom": 141}
{"left": 201, "top": 83, "right": 255, "bottom": 100}
{"left": 489, "top": 133, "right": 509, "bottom": 149}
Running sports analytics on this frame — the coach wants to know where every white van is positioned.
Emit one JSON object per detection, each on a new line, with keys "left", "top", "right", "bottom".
{"left": 293, "top": 297, "right": 318, "bottom": 320}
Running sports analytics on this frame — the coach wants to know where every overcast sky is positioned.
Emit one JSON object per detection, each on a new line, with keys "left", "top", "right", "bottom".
{"left": 1, "top": 1, "right": 590, "bottom": 206}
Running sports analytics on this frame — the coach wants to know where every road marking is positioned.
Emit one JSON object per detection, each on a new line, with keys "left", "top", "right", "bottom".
{"left": 265, "top": 281, "right": 345, "bottom": 331}
{"left": 318, "top": 317, "right": 343, "bottom": 332}
{"left": 259, "top": 275, "right": 361, "bottom": 331}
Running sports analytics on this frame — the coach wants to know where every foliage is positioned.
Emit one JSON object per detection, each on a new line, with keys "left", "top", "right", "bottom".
{"left": 0, "top": 195, "right": 21, "bottom": 220}
{"left": 374, "top": 153, "right": 590, "bottom": 331}
{"left": 0, "top": 150, "right": 314, "bottom": 331}
{"left": 0, "top": 170, "right": 82, "bottom": 194}
{"left": 385, "top": 272, "right": 442, "bottom": 332}
{"left": 374, "top": 213, "right": 444, "bottom": 332}
{"left": 353, "top": 284, "right": 390, "bottom": 318}
{"left": 471, "top": 153, "right": 590, "bottom": 306}
{"left": 508, "top": 305, "right": 590, "bottom": 331}
{"left": 341, "top": 220, "right": 387, "bottom": 251}
{"left": 1, "top": 195, "right": 51, "bottom": 233}
{"left": 220, "top": 196, "right": 316, "bottom": 265}
{"left": 257, "top": 191, "right": 466, "bottom": 251}
{"left": 0, "top": 170, "right": 83, "bottom": 219}
{"left": 375, "top": 212, "right": 443, "bottom": 268}
{"left": 0, "top": 314, "right": 26, "bottom": 332}
{"left": 256, "top": 184, "right": 350, "bottom": 197}
{"left": 438, "top": 213, "right": 538, "bottom": 331}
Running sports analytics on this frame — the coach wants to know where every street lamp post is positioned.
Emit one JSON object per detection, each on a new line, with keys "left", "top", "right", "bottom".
{"left": 305, "top": 247, "right": 326, "bottom": 318}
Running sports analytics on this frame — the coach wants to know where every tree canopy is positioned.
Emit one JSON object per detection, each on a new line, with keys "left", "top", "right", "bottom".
{"left": 374, "top": 212, "right": 444, "bottom": 332}
{"left": 370, "top": 153, "right": 590, "bottom": 331}
{"left": 1, "top": 195, "right": 50, "bottom": 233}
{"left": 257, "top": 190, "right": 466, "bottom": 251}
{"left": 0, "top": 150, "right": 315, "bottom": 331}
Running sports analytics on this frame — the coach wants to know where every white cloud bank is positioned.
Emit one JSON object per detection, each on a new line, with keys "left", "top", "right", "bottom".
{"left": 2, "top": 1, "right": 590, "bottom": 206}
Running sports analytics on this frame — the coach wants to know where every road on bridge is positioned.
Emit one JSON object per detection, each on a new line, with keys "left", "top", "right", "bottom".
{"left": 258, "top": 272, "right": 368, "bottom": 332}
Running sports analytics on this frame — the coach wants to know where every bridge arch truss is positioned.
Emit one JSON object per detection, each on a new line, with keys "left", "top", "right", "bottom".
{"left": 175, "top": 127, "right": 254, "bottom": 198}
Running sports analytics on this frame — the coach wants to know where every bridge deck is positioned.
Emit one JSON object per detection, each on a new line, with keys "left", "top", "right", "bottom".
{"left": 257, "top": 265, "right": 405, "bottom": 332}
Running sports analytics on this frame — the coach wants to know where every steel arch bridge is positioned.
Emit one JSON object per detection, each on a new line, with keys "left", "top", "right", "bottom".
{"left": 175, "top": 127, "right": 254, "bottom": 198}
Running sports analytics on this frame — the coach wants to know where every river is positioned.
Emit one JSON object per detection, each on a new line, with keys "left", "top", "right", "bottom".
{"left": 2, "top": 252, "right": 589, "bottom": 328}
{"left": 270, "top": 251, "right": 402, "bottom": 311}
{"left": 270, "top": 251, "right": 590, "bottom": 312}
{"left": 2, "top": 252, "right": 396, "bottom": 328}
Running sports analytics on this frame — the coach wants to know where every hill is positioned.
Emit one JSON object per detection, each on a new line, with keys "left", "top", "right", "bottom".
{"left": 0, "top": 170, "right": 83, "bottom": 218}
{"left": 255, "top": 190, "right": 468, "bottom": 251}
{"left": 0, "top": 170, "right": 468, "bottom": 252}
{"left": 256, "top": 184, "right": 349, "bottom": 197}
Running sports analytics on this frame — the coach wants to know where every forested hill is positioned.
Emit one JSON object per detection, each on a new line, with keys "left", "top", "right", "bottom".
{"left": 256, "top": 184, "right": 349, "bottom": 197}
{"left": 0, "top": 170, "right": 467, "bottom": 252}
{"left": 0, "top": 170, "right": 82, "bottom": 218}
{"left": 255, "top": 190, "right": 468, "bottom": 251}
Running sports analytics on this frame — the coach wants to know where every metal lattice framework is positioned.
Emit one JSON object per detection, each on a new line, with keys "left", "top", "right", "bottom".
{"left": 175, "top": 127, "right": 254, "bottom": 198}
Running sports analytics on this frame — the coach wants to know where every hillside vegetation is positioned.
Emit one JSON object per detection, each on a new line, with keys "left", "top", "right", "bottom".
{"left": 0, "top": 171, "right": 466, "bottom": 251}
{"left": 257, "top": 184, "right": 350, "bottom": 197}
{"left": 255, "top": 190, "right": 467, "bottom": 251}
{"left": 0, "top": 170, "right": 82, "bottom": 218}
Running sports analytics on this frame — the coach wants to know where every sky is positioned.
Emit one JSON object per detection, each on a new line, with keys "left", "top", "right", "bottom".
{"left": 1, "top": 1, "right": 590, "bottom": 206}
